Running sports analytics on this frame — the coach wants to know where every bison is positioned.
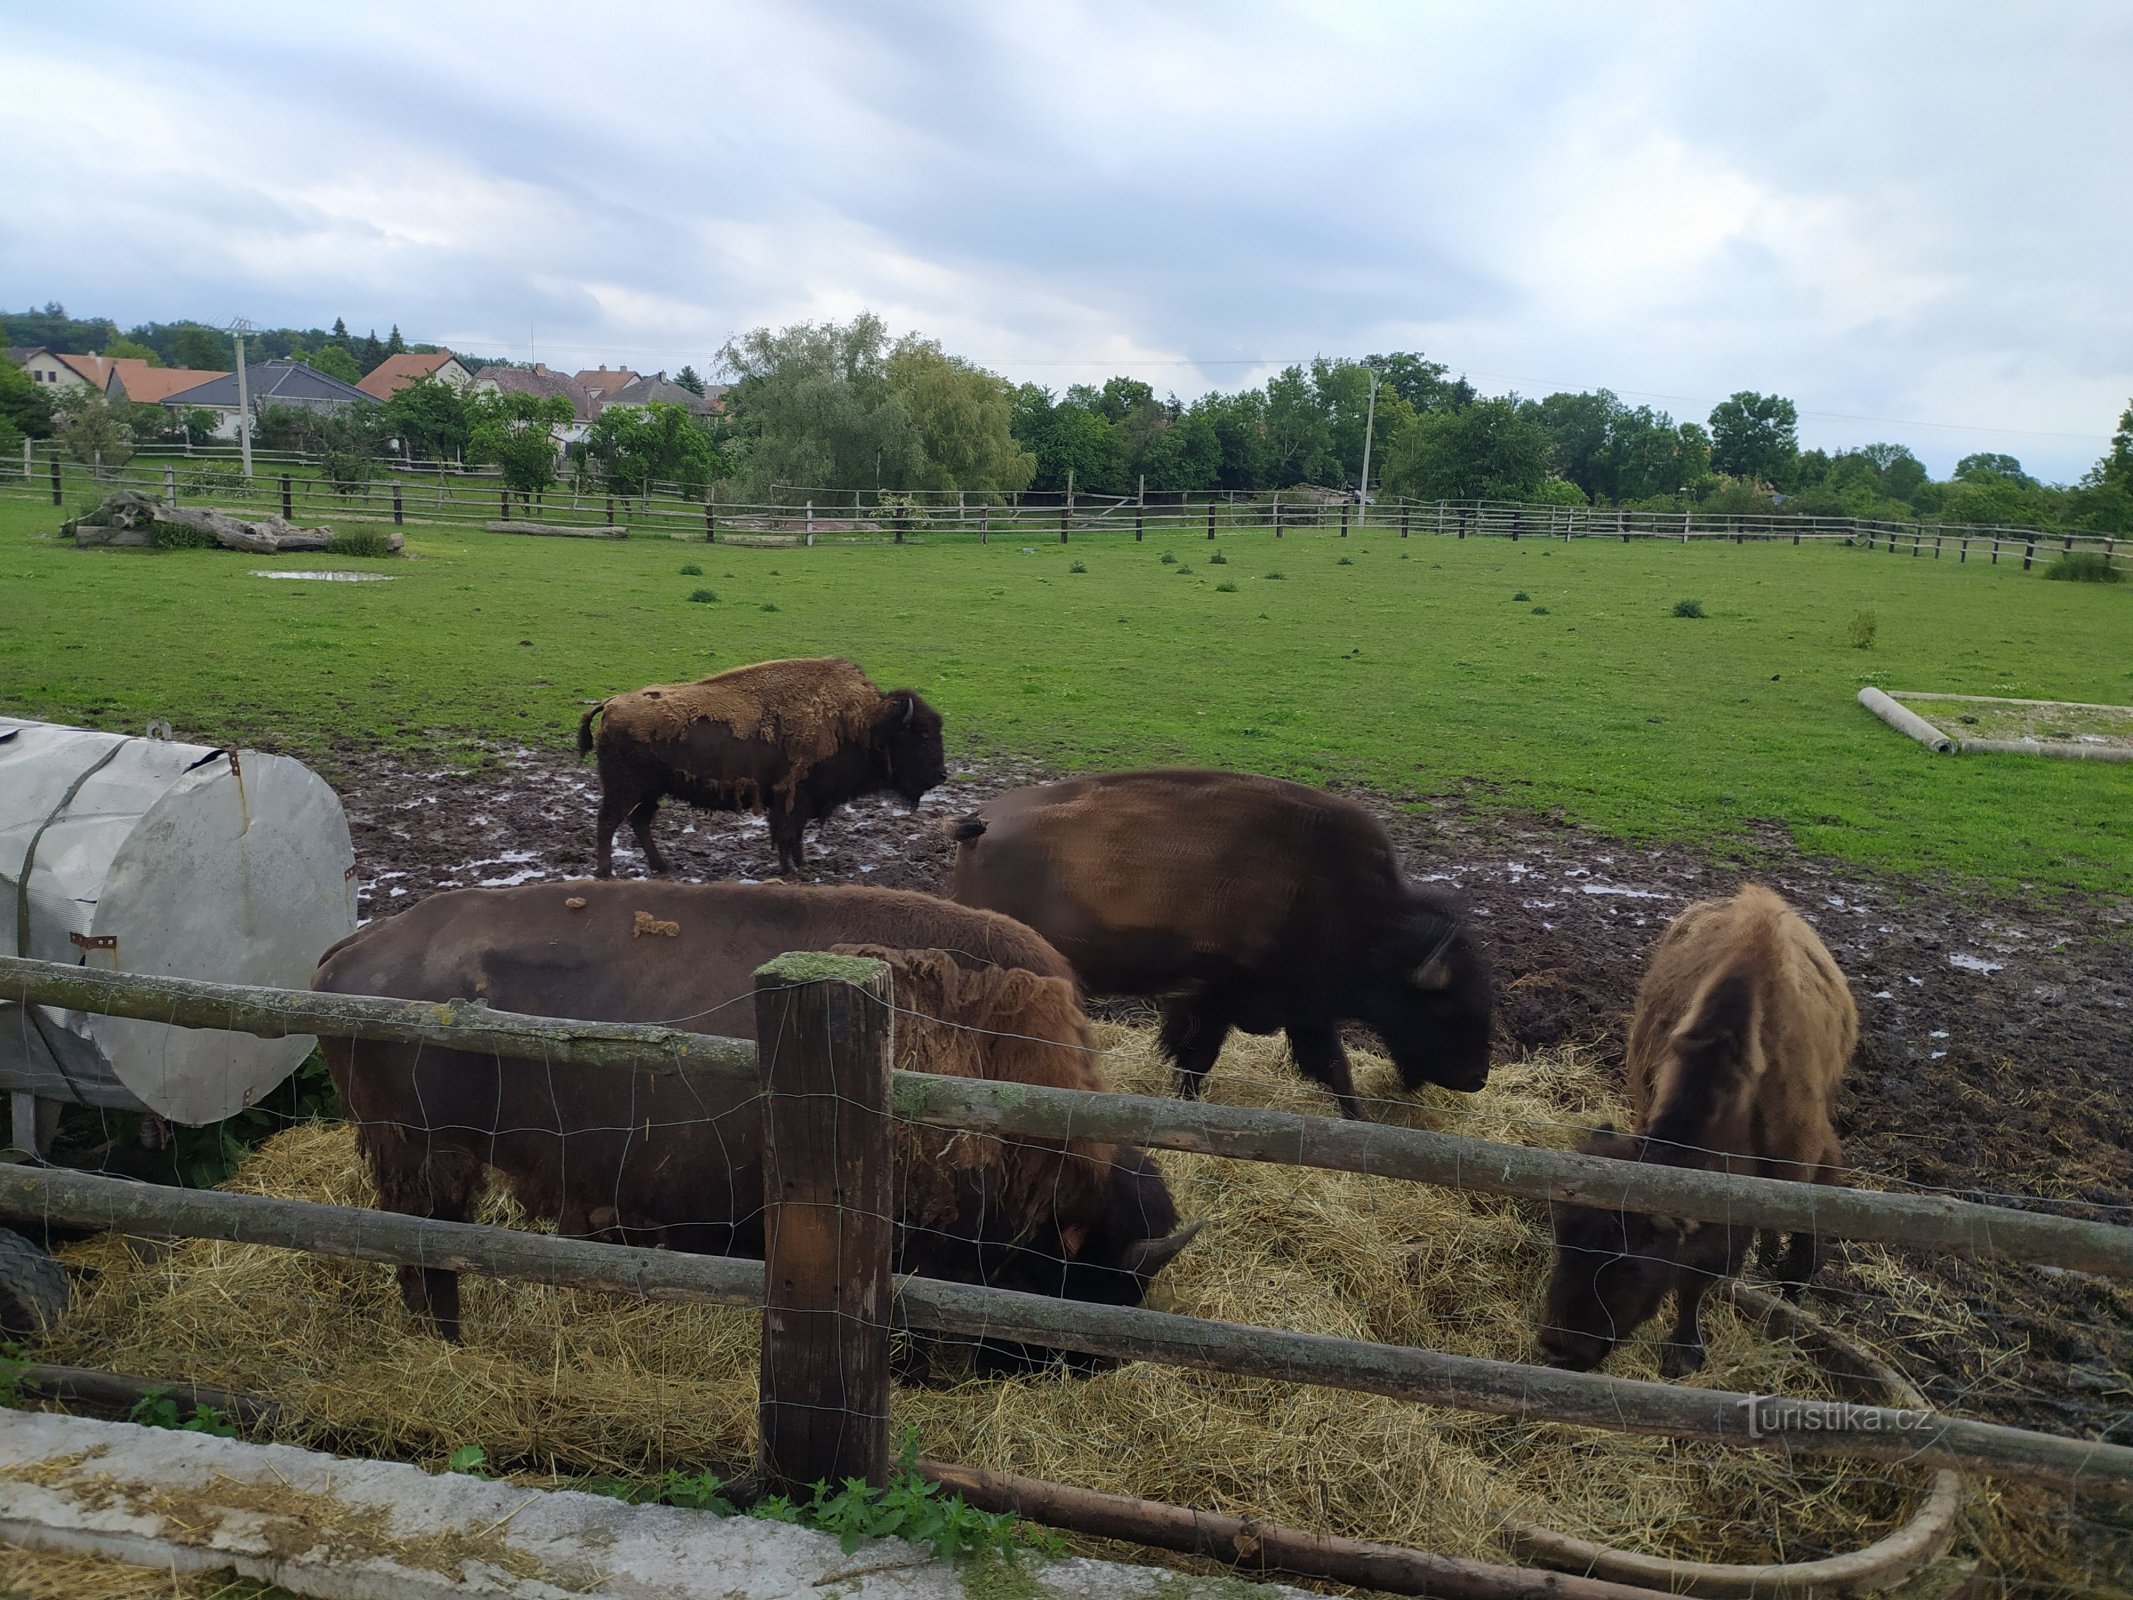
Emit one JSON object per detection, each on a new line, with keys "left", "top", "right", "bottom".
{"left": 313, "top": 880, "right": 1197, "bottom": 1375}
{"left": 1538, "top": 884, "right": 1855, "bottom": 1377}
{"left": 576, "top": 656, "right": 947, "bottom": 878}
{"left": 945, "top": 768, "right": 1494, "bottom": 1120}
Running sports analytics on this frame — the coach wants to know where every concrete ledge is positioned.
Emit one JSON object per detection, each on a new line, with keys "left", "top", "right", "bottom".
{"left": 0, "top": 1412, "right": 1308, "bottom": 1599}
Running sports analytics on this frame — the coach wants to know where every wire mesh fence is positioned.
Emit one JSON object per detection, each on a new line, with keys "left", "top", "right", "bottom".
{"left": 4, "top": 946, "right": 2130, "bottom": 1595}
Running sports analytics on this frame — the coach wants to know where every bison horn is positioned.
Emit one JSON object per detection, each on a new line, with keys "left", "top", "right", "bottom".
{"left": 900, "top": 693, "right": 917, "bottom": 727}
{"left": 1121, "top": 1220, "right": 1203, "bottom": 1281}
{"left": 1412, "top": 957, "right": 1453, "bottom": 990}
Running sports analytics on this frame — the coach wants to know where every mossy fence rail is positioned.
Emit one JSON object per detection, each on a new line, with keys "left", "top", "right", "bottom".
{"left": 5, "top": 447, "right": 2126, "bottom": 571}
{"left": 3, "top": 953, "right": 2131, "bottom": 1599}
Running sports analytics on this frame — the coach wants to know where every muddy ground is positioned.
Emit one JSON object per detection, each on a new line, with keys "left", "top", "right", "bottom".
{"left": 327, "top": 741, "right": 2133, "bottom": 1471}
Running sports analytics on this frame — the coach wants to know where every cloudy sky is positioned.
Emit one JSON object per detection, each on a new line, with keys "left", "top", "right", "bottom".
{"left": 6, "top": 2, "right": 2128, "bottom": 481}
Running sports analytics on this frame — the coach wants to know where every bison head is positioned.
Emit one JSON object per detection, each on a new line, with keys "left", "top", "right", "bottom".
{"left": 1363, "top": 891, "right": 1494, "bottom": 1093}
{"left": 1537, "top": 1129, "right": 1735, "bottom": 1372}
{"left": 878, "top": 689, "right": 948, "bottom": 805}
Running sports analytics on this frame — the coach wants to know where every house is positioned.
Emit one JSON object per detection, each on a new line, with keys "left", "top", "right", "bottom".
{"left": 573, "top": 367, "right": 641, "bottom": 403}
{"left": 356, "top": 351, "right": 474, "bottom": 403}
{"left": 5, "top": 347, "right": 231, "bottom": 407}
{"left": 471, "top": 364, "right": 598, "bottom": 444}
{"left": 13, "top": 348, "right": 117, "bottom": 395}
{"left": 599, "top": 372, "right": 723, "bottom": 418}
{"left": 109, "top": 362, "right": 233, "bottom": 406}
{"left": 159, "top": 359, "right": 376, "bottom": 440}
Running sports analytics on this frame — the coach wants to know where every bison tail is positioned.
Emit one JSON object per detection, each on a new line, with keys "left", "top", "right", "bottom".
{"left": 940, "top": 814, "right": 988, "bottom": 845}
{"left": 575, "top": 701, "right": 605, "bottom": 760}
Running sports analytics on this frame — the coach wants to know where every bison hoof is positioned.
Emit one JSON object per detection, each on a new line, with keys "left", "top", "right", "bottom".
{"left": 1660, "top": 1343, "right": 1706, "bottom": 1379}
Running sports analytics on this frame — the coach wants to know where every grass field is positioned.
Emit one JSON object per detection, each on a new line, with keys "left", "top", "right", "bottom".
{"left": 2, "top": 492, "right": 2128, "bottom": 894}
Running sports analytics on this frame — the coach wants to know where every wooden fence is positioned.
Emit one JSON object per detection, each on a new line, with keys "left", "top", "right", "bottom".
{"left": 5, "top": 447, "right": 2125, "bottom": 570}
{"left": 4, "top": 953, "right": 2131, "bottom": 1596}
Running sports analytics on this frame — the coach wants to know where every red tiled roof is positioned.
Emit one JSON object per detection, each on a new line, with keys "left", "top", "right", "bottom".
{"left": 356, "top": 351, "right": 461, "bottom": 401}
{"left": 112, "top": 361, "right": 230, "bottom": 404}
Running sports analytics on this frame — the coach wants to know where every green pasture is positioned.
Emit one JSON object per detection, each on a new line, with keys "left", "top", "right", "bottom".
{"left": 2, "top": 492, "right": 2128, "bottom": 894}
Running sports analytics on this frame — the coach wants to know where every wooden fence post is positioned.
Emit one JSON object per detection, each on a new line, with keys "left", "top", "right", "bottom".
{"left": 1339, "top": 504, "right": 1350, "bottom": 538}
{"left": 392, "top": 482, "right": 404, "bottom": 526}
{"left": 754, "top": 953, "right": 895, "bottom": 1500}
{"left": 163, "top": 466, "right": 177, "bottom": 510}
{"left": 705, "top": 501, "right": 717, "bottom": 542}
{"left": 48, "top": 457, "right": 61, "bottom": 507}
{"left": 1273, "top": 501, "right": 1283, "bottom": 538}
{"left": 282, "top": 476, "right": 294, "bottom": 520}
{"left": 1457, "top": 506, "right": 1468, "bottom": 540}
{"left": 1134, "top": 510, "right": 1143, "bottom": 542}
{"left": 606, "top": 496, "right": 615, "bottom": 526}
{"left": 1399, "top": 506, "right": 1409, "bottom": 538}
{"left": 1509, "top": 510, "right": 1520, "bottom": 542}
{"left": 2023, "top": 538, "right": 2036, "bottom": 571}
{"left": 1059, "top": 503, "right": 1069, "bottom": 543}
{"left": 1207, "top": 502, "right": 1216, "bottom": 540}
{"left": 500, "top": 488, "right": 510, "bottom": 521}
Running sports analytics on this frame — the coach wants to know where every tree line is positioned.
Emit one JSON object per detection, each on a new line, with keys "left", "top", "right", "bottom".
{"left": 6, "top": 303, "right": 2130, "bottom": 532}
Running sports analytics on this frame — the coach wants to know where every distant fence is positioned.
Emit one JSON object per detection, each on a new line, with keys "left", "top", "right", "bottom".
{"left": 3, "top": 441, "right": 2127, "bottom": 571}
{"left": 3, "top": 953, "right": 2131, "bottom": 1596}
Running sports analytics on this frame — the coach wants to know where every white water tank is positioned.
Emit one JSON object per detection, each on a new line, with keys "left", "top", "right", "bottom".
{"left": 1, "top": 718, "right": 357, "bottom": 1129}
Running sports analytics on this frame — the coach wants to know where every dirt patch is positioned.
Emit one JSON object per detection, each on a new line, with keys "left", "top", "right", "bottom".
{"left": 320, "top": 742, "right": 2133, "bottom": 1455}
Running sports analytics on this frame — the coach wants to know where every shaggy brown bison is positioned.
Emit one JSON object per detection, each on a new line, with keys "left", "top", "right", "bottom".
{"left": 1539, "top": 884, "right": 1855, "bottom": 1377}
{"left": 313, "top": 881, "right": 1196, "bottom": 1375}
{"left": 576, "top": 656, "right": 947, "bottom": 877}
{"left": 945, "top": 768, "right": 1493, "bottom": 1120}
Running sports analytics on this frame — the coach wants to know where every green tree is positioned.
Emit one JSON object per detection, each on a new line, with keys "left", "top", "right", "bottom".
{"left": 0, "top": 359, "right": 56, "bottom": 437}
{"left": 1363, "top": 351, "right": 1465, "bottom": 413}
{"left": 329, "top": 317, "right": 351, "bottom": 353}
{"left": 1525, "top": 390, "right": 1623, "bottom": 498}
{"left": 1955, "top": 451, "right": 2030, "bottom": 485}
{"left": 1010, "top": 384, "right": 1115, "bottom": 494}
{"left": 104, "top": 337, "right": 161, "bottom": 366}
{"left": 382, "top": 376, "right": 471, "bottom": 461}
{"left": 718, "top": 312, "right": 923, "bottom": 497}
{"left": 1144, "top": 403, "right": 1221, "bottom": 490}
{"left": 170, "top": 324, "right": 232, "bottom": 370}
{"left": 883, "top": 336, "right": 1036, "bottom": 494}
{"left": 357, "top": 329, "right": 386, "bottom": 374}
{"left": 1377, "top": 396, "right": 1551, "bottom": 501}
{"left": 468, "top": 390, "right": 572, "bottom": 493}
{"left": 308, "top": 345, "right": 362, "bottom": 384}
{"left": 1856, "top": 442, "right": 1928, "bottom": 501}
{"left": 1264, "top": 365, "right": 1332, "bottom": 485}
{"left": 57, "top": 396, "right": 135, "bottom": 468}
{"left": 1198, "top": 389, "right": 1272, "bottom": 491}
{"left": 674, "top": 365, "right": 706, "bottom": 396}
{"left": 1707, "top": 391, "right": 1800, "bottom": 487}
{"left": 386, "top": 325, "right": 406, "bottom": 356}
{"left": 582, "top": 401, "right": 720, "bottom": 498}
{"left": 178, "top": 406, "right": 221, "bottom": 445}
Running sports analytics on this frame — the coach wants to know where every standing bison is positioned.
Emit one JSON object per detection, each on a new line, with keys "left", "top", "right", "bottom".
{"left": 577, "top": 656, "right": 947, "bottom": 877}
{"left": 1538, "top": 885, "right": 1855, "bottom": 1377}
{"left": 314, "top": 880, "right": 1197, "bottom": 1374}
{"left": 946, "top": 769, "right": 1494, "bottom": 1119}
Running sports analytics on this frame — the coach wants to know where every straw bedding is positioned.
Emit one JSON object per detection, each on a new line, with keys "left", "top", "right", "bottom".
{"left": 34, "top": 1026, "right": 1965, "bottom": 1574}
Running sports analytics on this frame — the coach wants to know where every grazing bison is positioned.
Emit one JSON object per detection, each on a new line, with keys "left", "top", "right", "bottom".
{"left": 577, "top": 656, "right": 947, "bottom": 877}
{"left": 1538, "top": 884, "right": 1855, "bottom": 1377}
{"left": 313, "top": 881, "right": 1196, "bottom": 1374}
{"left": 945, "top": 768, "right": 1493, "bottom": 1119}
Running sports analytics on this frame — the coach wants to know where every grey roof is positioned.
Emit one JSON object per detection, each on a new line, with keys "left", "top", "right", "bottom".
{"left": 160, "top": 359, "right": 375, "bottom": 409}
{"left": 603, "top": 373, "right": 718, "bottom": 415}
{"left": 3, "top": 347, "right": 33, "bottom": 369}
{"left": 473, "top": 364, "right": 597, "bottom": 423}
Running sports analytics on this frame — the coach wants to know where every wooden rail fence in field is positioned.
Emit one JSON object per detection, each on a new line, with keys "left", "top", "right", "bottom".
{"left": 4, "top": 954, "right": 2132, "bottom": 1596}
{"left": 6, "top": 447, "right": 2126, "bottom": 572}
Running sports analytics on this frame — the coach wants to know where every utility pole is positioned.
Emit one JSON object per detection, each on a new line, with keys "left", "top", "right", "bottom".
{"left": 1355, "top": 366, "right": 1379, "bottom": 533}
{"left": 227, "top": 317, "right": 256, "bottom": 478}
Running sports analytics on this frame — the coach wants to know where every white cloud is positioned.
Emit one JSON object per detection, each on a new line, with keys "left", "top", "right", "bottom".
{"left": 3, "top": 0, "right": 2127, "bottom": 479}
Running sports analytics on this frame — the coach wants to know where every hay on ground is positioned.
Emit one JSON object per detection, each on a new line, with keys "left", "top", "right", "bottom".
{"left": 36, "top": 1027, "right": 1964, "bottom": 1574}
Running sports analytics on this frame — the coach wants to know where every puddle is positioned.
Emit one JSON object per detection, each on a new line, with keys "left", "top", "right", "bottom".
{"left": 1949, "top": 953, "right": 2006, "bottom": 974}
{"left": 251, "top": 569, "right": 395, "bottom": 581}
{"left": 1576, "top": 882, "right": 1667, "bottom": 900}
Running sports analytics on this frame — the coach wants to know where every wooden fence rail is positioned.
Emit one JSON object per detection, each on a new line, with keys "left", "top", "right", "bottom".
{"left": 6, "top": 955, "right": 2130, "bottom": 1281}
{"left": 7, "top": 461, "right": 2126, "bottom": 564}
